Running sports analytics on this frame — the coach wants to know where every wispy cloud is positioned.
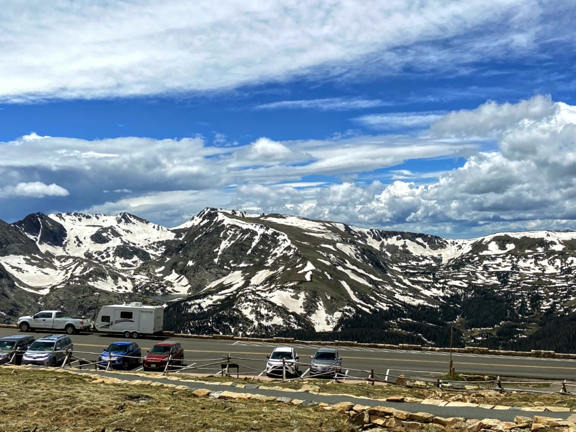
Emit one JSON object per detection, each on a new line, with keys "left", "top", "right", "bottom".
{"left": 354, "top": 111, "right": 446, "bottom": 130}
{"left": 254, "top": 98, "right": 390, "bottom": 111}
{"left": 0, "top": 0, "right": 557, "bottom": 102}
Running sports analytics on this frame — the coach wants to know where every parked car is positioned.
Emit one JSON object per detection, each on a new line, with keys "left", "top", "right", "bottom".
{"left": 98, "top": 341, "right": 141, "bottom": 370}
{"left": 21, "top": 335, "right": 73, "bottom": 367}
{"left": 265, "top": 347, "right": 299, "bottom": 377}
{"left": 17, "top": 310, "right": 92, "bottom": 334}
{"left": 0, "top": 335, "right": 35, "bottom": 365}
{"left": 310, "top": 348, "right": 342, "bottom": 377}
{"left": 143, "top": 341, "right": 184, "bottom": 371}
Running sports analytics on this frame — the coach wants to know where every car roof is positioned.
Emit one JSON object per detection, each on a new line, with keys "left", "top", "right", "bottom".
{"left": 0, "top": 335, "right": 33, "bottom": 341}
{"left": 154, "top": 341, "right": 177, "bottom": 346}
{"left": 272, "top": 346, "right": 294, "bottom": 352}
{"left": 37, "top": 334, "right": 67, "bottom": 341}
{"left": 109, "top": 341, "right": 133, "bottom": 346}
{"left": 316, "top": 347, "right": 337, "bottom": 353}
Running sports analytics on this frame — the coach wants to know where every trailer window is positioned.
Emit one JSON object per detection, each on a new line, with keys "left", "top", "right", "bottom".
{"left": 120, "top": 311, "right": 133, "bottom": 320}
{"left": 101, "top": 316, "right": 111, "bottom": 323}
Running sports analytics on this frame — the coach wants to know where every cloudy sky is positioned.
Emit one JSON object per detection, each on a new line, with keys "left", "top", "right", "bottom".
{"left": 1, "top": 0, "right": 576, "bottom": 237}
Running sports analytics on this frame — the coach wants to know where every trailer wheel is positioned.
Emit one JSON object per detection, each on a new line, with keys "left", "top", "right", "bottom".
{"left": 131, "top": 331, "right": 139, "bottom": 339}
{"left": 65, "top": 325, "right": 75, "bottom": 335}
{"left": 124, "top": 331, "right": 131, "bottom": 339}
{"left": 19, "top": 322, "right": 30, "bottom": 332}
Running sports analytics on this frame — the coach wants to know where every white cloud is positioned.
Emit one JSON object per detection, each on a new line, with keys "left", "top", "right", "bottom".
{"left": 255, "top": 98, "right": 389, "bottom": 111}
{"left": 355, "top": 111, "right": 446, "bottom": 130}
{"left": 240, "top": 138, "right": 295, "bottom": 162}
{"left": 0, "top": 0, "right": 552, "bottom": 101}
{"left": 0, "top": 182, "right": 69, "bottom": 198}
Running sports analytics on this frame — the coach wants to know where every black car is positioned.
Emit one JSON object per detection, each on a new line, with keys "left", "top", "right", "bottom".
{"left": 0, "top": 335, "right": 35, "bottom": 365}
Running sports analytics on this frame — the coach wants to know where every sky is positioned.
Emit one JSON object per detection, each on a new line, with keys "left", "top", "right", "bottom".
{"left": 1, "top": 0, "right": 576, "bottom": 238}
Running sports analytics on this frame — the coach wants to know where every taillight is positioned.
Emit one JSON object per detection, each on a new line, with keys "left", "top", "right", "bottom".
{"left": 80, "top": 320, "right": 84, "bottom": 325}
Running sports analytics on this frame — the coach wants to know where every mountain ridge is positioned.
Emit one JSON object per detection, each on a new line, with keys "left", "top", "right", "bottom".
{"left": 1, "top": 208, "right": 576, "bottom": 351}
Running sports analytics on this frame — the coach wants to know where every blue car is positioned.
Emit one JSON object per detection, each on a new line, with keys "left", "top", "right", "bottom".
{"left": 98, "top": 341, "right": 141, "bottom": 370}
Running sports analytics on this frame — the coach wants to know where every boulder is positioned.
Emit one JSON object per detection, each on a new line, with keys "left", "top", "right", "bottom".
{"left": 409, "top": 412, "right": 435, "bottom": 423}
{"left": 402, "top": 421, "right": 424, "bottom": 430}
{"left": 515, "top": 416, "right": 533, "bottom": 425}
{"left": 387, "top": 395, "right": 405, "bottom": 402}
{"left": 434, "top": 417, "right": 466, "bottom": 427}
{"left": 393, "top": 410, "right": 410, "bottom": 420}
{"left": 385, "top": 418, "right": 403, "bottom": 428}
{"left": 332, "top": 402, "right": 355, "bottom": 412}
{"left": 367, "top": 406, "right": 397, "bottom": 416}
{"left": 192, "top": 389, "right": 211, "bottom": 398}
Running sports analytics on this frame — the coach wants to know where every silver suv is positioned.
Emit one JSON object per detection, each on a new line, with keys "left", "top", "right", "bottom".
{"left": 310, "top": 348, "right": 342, "bottom": 377}
{"left": 22, "top": 335, "right": 73, "bottom": 367}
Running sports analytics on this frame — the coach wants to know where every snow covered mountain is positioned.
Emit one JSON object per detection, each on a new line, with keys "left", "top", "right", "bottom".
{"left": 2, "top": 208, "right": 576, "bottom": 350}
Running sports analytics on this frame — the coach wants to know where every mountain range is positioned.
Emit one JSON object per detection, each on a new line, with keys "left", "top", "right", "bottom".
{"left": 1, "top": 208, "right": 576, "bottom": 352}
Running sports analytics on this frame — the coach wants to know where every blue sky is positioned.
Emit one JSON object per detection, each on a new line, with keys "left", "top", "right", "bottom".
{"left": 1, "top": 0, "right": 576, "bottom": 237}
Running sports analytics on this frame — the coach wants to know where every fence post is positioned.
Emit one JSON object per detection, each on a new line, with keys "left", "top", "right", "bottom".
{"left": 164, "top": 354, "right": 173, "bottom": 375}
{"left": 8, "top": 348, "right": 17, "bottom": 365}
{"left": 282, "top": 359, "right": 286, "bottom": 382}
{"left": 106, "top": 358, "right": 112, "bottom": 372}
{"left": 370, "top": 369, "right": 374, "bottom": 386}
{"left": 225, "top": 354, "right": 230, "bottom": 376}
{"left": 436, "top": 378, "right": 441, "bottom": 388}
{"left": 561, "top": 380, "right": 568, "bottom": 394}
{"left": 496, "top": 376, "right": 503, "bottom": 392}
{"left": 62, "top": 349, "right": 70, "bottom": 368}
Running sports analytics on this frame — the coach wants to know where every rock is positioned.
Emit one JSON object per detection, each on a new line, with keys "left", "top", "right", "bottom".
{"left": 521, "top": 407, "right": 546, "bottom": 412}
{"left": 409, "top": 412, "right": 435, "bottom": 423}
{"left": 301, "top": 400, "right": 318, "bottom": 406}
{"left": 393, "top": 410, "right": 410, "bottom": 420}
{"left": 350, "top": 412, "right": 369, "bottom": 427}
{"left": 434, "top": 417, "right": 466, "bottom": 427}
{"left": 396, "top": 375, "right": 407, "bottom": 385}
{"left": 276, "top": 397, "right": 292, "bottom": 404}
{"left": 479, "top": 419, "right": 501, "bottom": 429}
{"left": 367, "top": 406, "right": 397, "bottom": 416}
{"left": 385, "top": 418, "right": 403, "bottom": 428}
{"left": 494, "top": 422, "right": 516, "bottom": 431}
{"left": 402, "top": 421, "right": 424, "bottom": 430}
{"left": 451, "top": 422, "right": 469, "bottom": 430}
{"left": 530, "top": 424, "right": 545, "bottom": 431}
{"left": 421, "top": 398, "right": 444, "bottom": 406}
{"left": 386, "top": 395, "right": 405, "bottom": 402}
{"left": 174, "top": 385, "right": 190, "bottom": 391}
{"left": 371, "top": 417, "right": 386, "bottom": 426}
{"left": 208, "top": 391, "right": 222, "bottom": 399}
{"left": 300, "top": 384, "right": 320, "bottom": 393}
{"left": 545, "top": 406, "right": 571, "bottom": 412}
{"left": 478, "top": 404, "right": 496, "bottom": 409}
{"left": 492, "top": 405, "right": 511, "bottom": 410}
{"left": 318, "top": 402, "right": 329, "bottom": 407}
{"left": 515, "top": 416, "right": 533, "bottom": 424}
{"left": 332, "top": 402, "right": 355, "bottom": 412}
{"left": 192, "top": 389, "right": 211, "bottom": 398}
{"left": 218, "top": 391, "right": 239, "bottom": 400}
{"left": 405, "top": 397, "right": 424, "bottom": 404}
{"left": 466, "top": 422, "right": 482, "bottom": 432}
{"left": 352, "top": 404, "right": 370, "bottom": 412}
{"left": 446, "top": 401, "right": 479, "bottom": 408}
{"left": 291, "top": 399, "right": 304, "bottom": 405}
{"left": 249, "top": 394, "right": 276, "bottom": 402}
{"left": 533, "top": 416, "right": 562, "bottom": 425}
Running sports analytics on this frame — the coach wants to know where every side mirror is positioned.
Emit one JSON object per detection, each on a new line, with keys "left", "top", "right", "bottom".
{"left": 310, "top": 355, "right": 313, "bottom": 359}
{"left": 33, "top": 315, "right": 38, "bottom": 319}
{"left": 296, "top": 356, "right": 299, "bottom": 360}
{"left": 266, "top": 355, "right": 270, "bottom": 359}
{"left": 338, "top": 358, "right": 342, "bottom": 361}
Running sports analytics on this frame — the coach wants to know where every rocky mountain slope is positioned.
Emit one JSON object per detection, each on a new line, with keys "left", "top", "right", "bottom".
{"left": 1, "top": 208, "right": 576, "bottom": 350}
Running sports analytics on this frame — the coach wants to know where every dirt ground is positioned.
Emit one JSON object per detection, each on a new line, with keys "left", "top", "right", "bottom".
{"left": 0, "top": 368, "right": 352, "bottom": 432}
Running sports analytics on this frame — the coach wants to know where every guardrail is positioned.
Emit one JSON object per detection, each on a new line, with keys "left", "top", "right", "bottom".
{"left": 4, "top": 348, "right": 576, "bottom": 396}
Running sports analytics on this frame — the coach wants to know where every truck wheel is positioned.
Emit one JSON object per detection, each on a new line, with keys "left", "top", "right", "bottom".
{"left": 49, "top": 358, "right": 56, "bottom": 367}
{"left": 124, "top": 331, "right": 131, "bottom": 339}
{"left": 131, "top": 332, "right": 139, "bottom": 339}
{"left": 65, "top": 325, "right": 75, "bottom": 335}
{"left": 19, "top": 322, "right": 30, "bottom": 332}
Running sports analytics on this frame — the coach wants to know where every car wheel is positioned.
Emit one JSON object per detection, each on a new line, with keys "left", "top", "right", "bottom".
{"left": 122, "top": 359, "right": 130, "bottom": 370}
{"left": 19, "top": 322, "right": 30, "bottom": 332}
{"left": 131, "top": 332, "right": 139, "bottom": 339}
{"left": 65, "top": 325, "right": 75, "bottom": 335}
{"left": 124, "top": 331, "right": 131, "bottom": 339}
{"left": 49, "top": 358, "right": 56, "bottom": 367}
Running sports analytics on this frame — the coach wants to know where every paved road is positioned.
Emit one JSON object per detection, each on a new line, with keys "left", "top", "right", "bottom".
{"left": 72, "top": 369, "right": 572, "bottom": 422}
{"left": 2, "top": 328, "right": 575, "bottom": 381}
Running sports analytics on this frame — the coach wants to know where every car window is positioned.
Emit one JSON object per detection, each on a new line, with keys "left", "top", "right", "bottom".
{"left": 314, "top": 352, "right": 337, "bottom": 360}
{"left": 0, "top": 340, "right": 15, "bottom": 350}
{"left": 29, "top": 341, "right": 55, "bottom": 351}
{"left": 270, "top": 351, "right": 293, "bottom": 360}
{"left": 150, "top": 345, "right": 170, "bottom": 354}
{"left": 36, "top": 312, "right": 51, "bottom": 319}
{"left": 120, "top": 311, "right": 133, "bottom": 319}
{"left": 55, "top": 312, "right": 63, "bottom": 318}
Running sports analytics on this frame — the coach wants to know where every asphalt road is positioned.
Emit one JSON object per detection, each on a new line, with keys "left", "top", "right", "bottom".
{"left": 2, "top": 328, "right": 576, "bottom": 381}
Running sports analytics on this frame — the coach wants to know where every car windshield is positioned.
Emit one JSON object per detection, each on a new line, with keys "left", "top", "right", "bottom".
{"left": 28, "top": 342, "right": 55, "bottom": 351}
{"left": 150, "top": 345, "right": 171, "bottom": 354}
{"left": 314, "top": 352, "right": 336, "bottom": 360}
{"left": 107, "top": 344, "right": 129, "bottom": 353}
{"left": 0, "top": 341, "right": 15, "bottom": 350}
{"left": 270, "top": 351, "right": 293, "bottom": 360}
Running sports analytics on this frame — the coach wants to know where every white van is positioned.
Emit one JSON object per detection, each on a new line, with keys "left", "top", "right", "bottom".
{"left": 95, "top": 303, "right": 164, "bottom": 338}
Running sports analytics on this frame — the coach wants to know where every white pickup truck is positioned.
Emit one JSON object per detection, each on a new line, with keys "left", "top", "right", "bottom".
{"left": 17, "top": 310, "right": 92, "bottom": 334}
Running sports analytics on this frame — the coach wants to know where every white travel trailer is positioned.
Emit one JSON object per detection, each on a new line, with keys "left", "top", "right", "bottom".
{"left": 94, "top": 303, "right": 164, "bottom": 338}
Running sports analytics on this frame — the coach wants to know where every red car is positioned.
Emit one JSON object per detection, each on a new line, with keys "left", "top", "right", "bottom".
{"left": 143, "top": 341, "right": 184, "bottom": 371}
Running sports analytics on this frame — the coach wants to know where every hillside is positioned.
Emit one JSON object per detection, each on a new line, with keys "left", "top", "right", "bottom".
{"left": 1, "top": 208, "right": 576, "bottom": 351}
